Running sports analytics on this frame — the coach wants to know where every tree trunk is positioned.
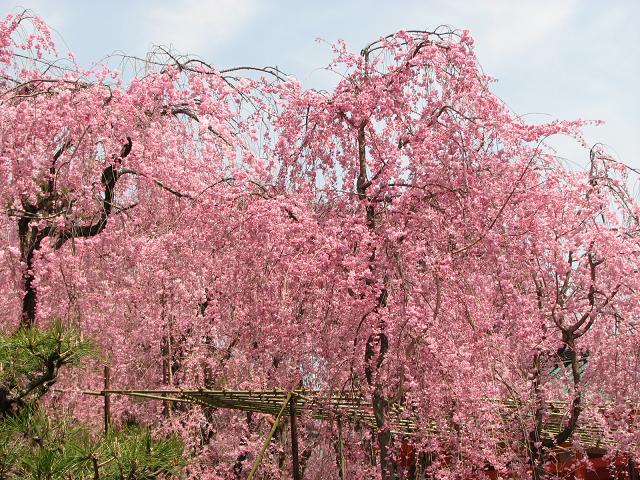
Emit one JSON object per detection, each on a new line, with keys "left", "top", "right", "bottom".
{"left": 374, "top": 388, "right": 399, "bottom": 480}
{"left": 21, "top": 265, "right": 37, "bottom": 328}
{"left": 18, "top": 214, "right": 41, "bottom": 329}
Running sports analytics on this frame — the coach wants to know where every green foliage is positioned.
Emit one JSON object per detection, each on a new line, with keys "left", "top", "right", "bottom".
{"left": 0, "top": 406, "right": 185, "bottom": 479}
{"left": 0, "top": 321, "right": 96, "bottom": 383}
{"left": 0, "top": 323, "right": 184, "bottom": 478}
{"left": 0, "top": 321, "right": 97, "bottom": 413}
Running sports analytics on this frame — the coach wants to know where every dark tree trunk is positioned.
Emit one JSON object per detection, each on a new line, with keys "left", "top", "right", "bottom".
{"left": 21, "top": 262, "right": 37, "bottom": 328}
{"left": 374, "top": 388, "right": 399, "bottom": 480}
{"left": 18, "top": 216, "right": 44, "bottom": 329}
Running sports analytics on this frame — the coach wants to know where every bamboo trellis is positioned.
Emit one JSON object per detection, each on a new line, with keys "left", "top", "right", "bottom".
{"left": 84, "top": 388, "right": 613, "bottom": 448}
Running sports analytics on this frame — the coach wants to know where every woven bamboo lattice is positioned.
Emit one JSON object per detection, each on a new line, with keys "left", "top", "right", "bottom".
{"left": 85, "top": 389, "right": 612, "bottom": 449}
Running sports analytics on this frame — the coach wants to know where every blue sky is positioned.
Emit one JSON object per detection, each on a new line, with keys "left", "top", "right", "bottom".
{"left": 2, "top": 0, "right": 638, "bottom": 188}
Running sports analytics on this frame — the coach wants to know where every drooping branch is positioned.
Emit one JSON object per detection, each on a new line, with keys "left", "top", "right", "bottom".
{"left": 52, "top": 137, "right": 133, "bottom": 250}
{"left": 15, "top": 132, "right": 212, "bottom": 327}
{"left": 16, "top": 138, "right": 130, "bottom": 327}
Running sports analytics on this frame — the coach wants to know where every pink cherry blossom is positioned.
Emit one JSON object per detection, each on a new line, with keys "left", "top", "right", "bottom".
{"left": 1, "top": 13, "right": 638, "bottom": 480}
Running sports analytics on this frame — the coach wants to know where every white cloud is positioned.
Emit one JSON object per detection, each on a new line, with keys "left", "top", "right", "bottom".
{"left": 442, "top": 0, "right": 578, "bottom": 64}
{"left": 141, "top": 0, "right": 258, "bottom": 54}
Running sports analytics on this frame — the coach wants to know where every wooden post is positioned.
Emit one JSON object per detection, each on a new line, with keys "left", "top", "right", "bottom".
{"left": 161, "top": 324, "right": 173, "bottom": 418}
{"left": 337, "top": 416, "right": 347, "bottom": 480}
{"left": 247, "top": 391, "right": 293, "bottom": 480}
{"left": 630, "top": 459, "right": 638, "bottom": 480}
{"left": 103, "top": 365, "right": 111, "bottom": 434}
{"left": 289, "top": 395, "right": 301, "bottom": 480}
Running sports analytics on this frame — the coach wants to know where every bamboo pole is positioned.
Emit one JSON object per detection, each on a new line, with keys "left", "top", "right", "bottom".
{"left": 247, "top": 391, "right": 293, "bottom": 480}
{"left": 105, "top": 391, "right": 192, "bottom": 404}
